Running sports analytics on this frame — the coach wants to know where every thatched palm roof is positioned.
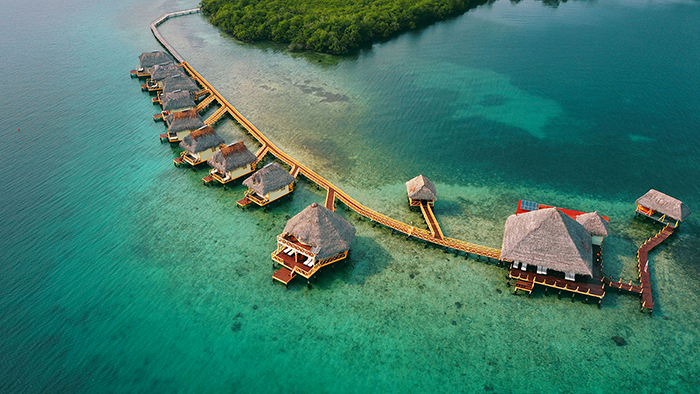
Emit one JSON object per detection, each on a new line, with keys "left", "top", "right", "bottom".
{"left": 150, "top": 62, "right": 186, "bottom": 81}
{"left": 576, "top": 211, "right": 609, "bottom": 237}
{"left": 166, "top": 109, "right": 204, "bottom": 133}
{"left": 207, "top": 141, "right": 257, "bottom": 173}
{"left": 501, "top": 208, "right": 593, "bottom": 276}
{"left": 406, "top": 174, "right": 437, "bottom": 201}
{"left": 161, "top": 74, "right": 198, "bottom": 94}
{"left": 161, "top": 90, "right": 195, "bottom": 112}
{"left": 636, "top": 189, "right": 691, "bottom": 222}
{"left": 283, "top": 202, "right": 356, "bottom": 260}
{"left": 179, "top": 126, "right": 224, "bottom": 153}
{"left": 243, "top": 163, "right": 295, "bottom": 196}
{"left": 139, "top": 51, "right": 174, "bottom": 68}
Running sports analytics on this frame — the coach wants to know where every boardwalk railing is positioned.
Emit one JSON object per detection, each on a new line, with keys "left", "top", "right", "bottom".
{"left": 150, "top": 8, "right": 202, "bottom": 63}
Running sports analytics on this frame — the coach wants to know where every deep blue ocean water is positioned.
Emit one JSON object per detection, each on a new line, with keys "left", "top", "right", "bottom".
{"left": 1, "top": 0, "right": 699, "bottom": 392}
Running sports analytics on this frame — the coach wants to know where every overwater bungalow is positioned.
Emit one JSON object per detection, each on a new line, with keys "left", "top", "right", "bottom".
{"left": 239, "top": 163, "right": 295, "bottom": 207}
{"left": 144, "top": 62, "right": 187, "bottom": 92}
{"left": 205, "top": 141, "right": 257, "bottom": 185}
{"left": 271, "top": 202, "right": 356, "bottom": 286}
{"left": 502, "top": 207, "right": 605, "bottom": 304}
{"left": 154, "top": 90, "right": 195, "bottom": 121}
{"left": 174, "top": 125, "right": 225, "bottom": 167}
{"left": 575, "top": 211, "right": 609, "bottom": 246}
{"left": 132, "top": 51, "right": 174, "bottom": 78}
{"left": 635, "top": 189, "right": 691, "bottom": 228}
{"left": 160, "top": 109, "right": 204, "bottom": 143}
{"left": 161, "top": 74, "right": 199, "bottom": 96}
{"left": 406, "top": 174, "right": 437, "bottom": 206}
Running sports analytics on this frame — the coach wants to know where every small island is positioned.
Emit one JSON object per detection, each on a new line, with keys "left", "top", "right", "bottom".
{"left": 200, "top": 0, "right": 486, "bottom": 54}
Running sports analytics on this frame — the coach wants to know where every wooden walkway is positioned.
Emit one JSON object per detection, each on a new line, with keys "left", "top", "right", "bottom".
{"left": 178, "top": 61, "right": 502, "bottom": 259}
{"left": 149, "top": 11, "right": 502, "bottom": 260}
{"left": 602, "top": 225, "right": 674, "bottom": 312}
{"left": 150, "top": 8, "right": 202, "bottom": 63}
{"left": 195, "top": 94, "right": 217, "bottom": 111}
{"left": 325, "top": 188, "right": 336, "bottom": 211}
{"left": 636, "top": 225, "right": 674, "bottom": 311}
{"left": 419, "top": 201, "right": 444, "bottom": 239}
{"left": 204, "top": 106, "right": 228, "bottom": 125}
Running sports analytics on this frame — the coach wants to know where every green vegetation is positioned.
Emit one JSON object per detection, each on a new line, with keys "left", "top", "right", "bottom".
{"left": 200, "top": 0, "right": 486, "bottom": 54}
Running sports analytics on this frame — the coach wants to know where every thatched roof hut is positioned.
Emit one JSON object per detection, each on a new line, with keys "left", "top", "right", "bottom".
{"left": 283, "top": 202, "right": 356, "bottom": 260}
{"left": 150, "top": 62, "right": 186, "bottom": 82}
{"left": 161, "top": 90, "right": 195, "bottom": 112}
{"left": 165, "top": 109, "right": 204, "bottom": 133}
{"left": 179, "top": 126, "right": 224, "bottom": 153}
{"left": 502, "top": 208, "right": 593, "bottom": 277}
{"left": 139, "top": 51, "right": 174, "bottom": 68}
{"left": 243, "top": 163, "right": 295, "bottom": 196}
{"left": 161, "top": 74, "right": 198, "bottom": 94}
{"left": 406, "top": 174, "right": 437, "bottom": 201}
{"left": 207, "top": 141, "right": 257, "bottom": 173}
{"left": 576, "top": 211, "right": 609, "bottom": 237}
{"left": 636, "top": 189, "right": 691, "bottom": 222}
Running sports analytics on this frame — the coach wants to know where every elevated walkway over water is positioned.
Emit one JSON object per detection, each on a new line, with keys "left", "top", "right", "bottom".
{"left": 149, "top": 10, "right": 502, "bottom": 260}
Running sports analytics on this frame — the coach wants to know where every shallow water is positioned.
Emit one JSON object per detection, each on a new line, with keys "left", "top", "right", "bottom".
{"left": 1, "top": 0, "right": 699, "bottom": 392}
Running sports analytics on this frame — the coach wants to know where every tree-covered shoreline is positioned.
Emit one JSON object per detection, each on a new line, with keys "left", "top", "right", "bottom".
{"left": 200, "top": 0, "right": 487, "bottom": 54}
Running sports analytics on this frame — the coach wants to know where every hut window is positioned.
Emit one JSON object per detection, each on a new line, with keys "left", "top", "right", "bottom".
{"left": 536, "top": 266, "right": 547, "bottom": 275}
{"left": 565, "top": 272, "right": 576, "bottom": 281}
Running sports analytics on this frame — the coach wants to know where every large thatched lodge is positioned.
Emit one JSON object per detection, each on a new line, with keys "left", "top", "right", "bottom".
{"left": 504, "top": 201, "right": 609, "bottom": 305}
{"left": 239, "top": 163, "right": 295, "bottom": 207}
{"left": 205, "top": 141, "right": 257, "bottom": 186}
{"left": 635, "top": 189, "right": 691, "bottom": 228}
{"left": 131, "top": 51, "right": 174, "bottom": 78}
{"left": 271, "top": 202, "right": 356, "bottom": 286}
{"left": 174, "top": 125, "right": 225, "bottom": 167}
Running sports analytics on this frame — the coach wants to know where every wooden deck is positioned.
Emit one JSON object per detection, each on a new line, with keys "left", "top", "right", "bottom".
{"left": 237, "top": 197, "right": 252, "bottom": 207}
{"left": 636, "top": 208, "right": 681, "bottom": 228}
{"left": 509, "top": 267, "right": 606, "bottom": 299}
{"left": 272, "top": 267, "right": 296, "bottom": 285}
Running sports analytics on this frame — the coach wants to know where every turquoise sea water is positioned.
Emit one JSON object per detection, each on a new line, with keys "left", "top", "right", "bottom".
{"left": 2, "top": 0, "right": 700, "bottom": 392}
